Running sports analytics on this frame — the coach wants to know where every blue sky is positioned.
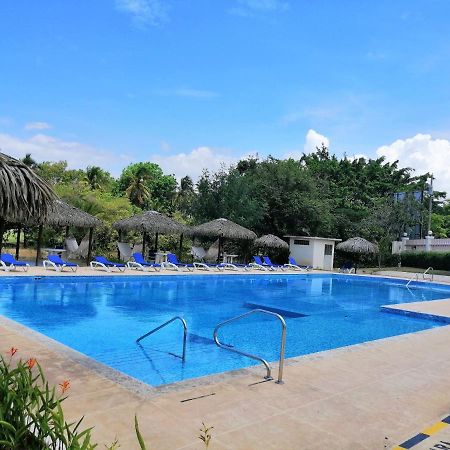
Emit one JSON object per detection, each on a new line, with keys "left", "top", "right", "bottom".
{"left": 1, "top": 0, "right": 450, "bottom": 189}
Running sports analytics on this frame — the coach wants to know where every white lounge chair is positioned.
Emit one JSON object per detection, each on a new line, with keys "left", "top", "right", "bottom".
{"left": 0, "top": 253, "right": 29, "bottom": 272}
{"left": 220, "top": 262, "right": 251, "bottom": 271}
{"left": 90, "top": 256, "right": 126, "bottom": 272}
{"left": 43, "top": 255, "right": 78, "bottom": 272}
{"left": 283, "top": 257, "right": 308, "bottom": 271}
{"left": 249, "top": 256, "right": 268, "bottom": 271}
{"left": 126, "top": 253, "right": 161, "bottom": 271}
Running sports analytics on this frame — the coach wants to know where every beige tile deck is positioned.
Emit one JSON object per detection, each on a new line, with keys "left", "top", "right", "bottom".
{"left": 1, "top": 313, "right": 450, "bottom": 449}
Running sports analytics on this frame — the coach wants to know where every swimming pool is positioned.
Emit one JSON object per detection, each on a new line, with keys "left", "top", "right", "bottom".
{"left": 0, "top": 274, "right": 449, "bottom": 386}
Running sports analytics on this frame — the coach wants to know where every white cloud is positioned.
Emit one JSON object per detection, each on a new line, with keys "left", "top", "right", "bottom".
{"left": 230, "top": 0, "right": 289, "bottom": 16}
{"left": 282, "top": 129, "right": 330, "bottom": 160}
{"left": 151, "top": 146, "right": 238, "bottom": 180}
{"left": 115, "top": 0, "right": 168, "bottom": 27}
{"left": 24, "top": 121, "right": 51, "bottom": 130}
{"left": 376, "top": 133, "right": 450, "bottom": 193}
{"left": 304, "top": 129, "right": 330, "bottom": 153}
{"left": 0, "top": 132, "right": 131, "bottom": 176}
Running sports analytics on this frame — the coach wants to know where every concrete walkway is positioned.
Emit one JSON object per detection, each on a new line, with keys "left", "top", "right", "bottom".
{"left": 1, "top": 314, "right": 450, "bottom": 449}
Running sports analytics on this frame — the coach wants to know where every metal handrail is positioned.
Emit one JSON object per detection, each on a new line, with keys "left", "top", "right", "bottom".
{"left": 213, "top": 309, "right": 287, "bottom": 384}
{"left": 406, "top": 273, "right": 419, "bottom": 287}
{"left": 136, "top": 316, "right": 187, "bottom": 362}
{"left": 423, "top": 267, "right": 434, "bottom": 281}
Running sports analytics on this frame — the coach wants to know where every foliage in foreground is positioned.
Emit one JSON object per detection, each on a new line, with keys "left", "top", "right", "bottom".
{"left": 0, "top": 350, "right": 94, "bottom": 450}
{"left": 0, "top": 349, "right": 213, "bottom": 450}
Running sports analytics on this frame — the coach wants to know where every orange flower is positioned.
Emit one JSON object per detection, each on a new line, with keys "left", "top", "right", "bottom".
{"left": 7, "top": 347, "right": 18, "bottom": 357}
{"left": 26, "top": 358, "right": 37, "bottom": 369}
{"left": 59, "top": 380, "right": 70, "bottom": 394}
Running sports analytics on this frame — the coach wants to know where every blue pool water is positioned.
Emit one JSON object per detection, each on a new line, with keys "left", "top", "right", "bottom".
{"left": 0, "top": 274, "right": 449, "bottom": 386}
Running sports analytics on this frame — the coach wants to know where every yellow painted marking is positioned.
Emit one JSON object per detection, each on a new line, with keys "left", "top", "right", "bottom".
{"left": 391, "top": 446, "right": 404, "bottom": 450}
{"left": 422, "top": 420, "right": 448, "bottom": 435}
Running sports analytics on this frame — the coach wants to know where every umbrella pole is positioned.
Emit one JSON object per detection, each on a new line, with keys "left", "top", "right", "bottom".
{"left": 142, "top": 231, "right": 147, "bottom": 257}
{"left": 87, "top": 227, "right": 94, "bottom": 265}
{"left": 155, "top": 232, "right": 159, "bottom": 252}
{"left": 35, "top": 225, "right": 43, "bottom": 266}
{"left": 217, "top": 236, "right": 223, "bottom": 263}
{"left": 65, "top": 225, "right": 70, "bottom": 239}
{"left": 0, "top": 218, "right": 4, "bottom": 254}
{"left": 15, "top": 226, "right": 21, "bottom": 260}
{"left": 179, "top": 233, "right": 184, "bottom": 253}
{"left": 118, "top": 229, "right": 123, "bottom": 260}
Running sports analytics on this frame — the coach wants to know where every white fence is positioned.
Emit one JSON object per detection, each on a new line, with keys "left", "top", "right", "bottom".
{"left": 392, "top": 238, "right": 450, "bottom": 254}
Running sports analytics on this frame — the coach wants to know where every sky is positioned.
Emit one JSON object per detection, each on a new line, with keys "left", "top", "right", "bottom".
{"left": 1, "top": 0, "right": 450, "bottom": 191}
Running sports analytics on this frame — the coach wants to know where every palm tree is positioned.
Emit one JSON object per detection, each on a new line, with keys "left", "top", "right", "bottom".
{"left": 85, "top": 166, "right": 110, "bottom": 190}
{"left": 125, "top": 175, "right": 150, "bottom": 208}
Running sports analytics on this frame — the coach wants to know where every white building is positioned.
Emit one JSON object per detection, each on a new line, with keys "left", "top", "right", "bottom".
{"left": 284, "top": 236, "right": 341, "bottom": 270}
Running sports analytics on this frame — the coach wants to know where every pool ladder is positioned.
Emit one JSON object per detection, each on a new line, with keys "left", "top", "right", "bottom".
{"left": 136, "top": 316, "right": 187, "bottom": 362}
{"left": 213, "top": 309, "right": 287, "bottom": 384}
{"left": 405, "top": 267, "right": 434, "bottom": 287}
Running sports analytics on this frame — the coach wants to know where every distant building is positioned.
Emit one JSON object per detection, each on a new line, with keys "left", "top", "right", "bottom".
{"left": 284, "top": 236, "right": 341, "bottom": 270}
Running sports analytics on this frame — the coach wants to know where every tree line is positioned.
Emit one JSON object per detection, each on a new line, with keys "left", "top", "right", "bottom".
{"left": 17, "top": 147, "right": 449, "bottom": 263}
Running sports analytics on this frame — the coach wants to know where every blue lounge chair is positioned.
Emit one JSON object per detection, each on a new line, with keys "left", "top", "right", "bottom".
{"left": 90, "top": 256, "right": 126, "bottom": 272}
{"left": 0, "top": 253, "right": 29, "bottom": 272}
{"left": 250, "top": 256, "right": 268, "bottom": 271}
{"left": 262, "top": 256, "right": 286, "bottom": 271}
{"left": 127, "top": 252, "right": 161, "bottom": 272}
{"left": 43, "top": 254, "right": 78, "bottom": 272}
{"left": 163, "top": 253, "right": 194, "bottom": 271}
{"left": 283, "top": 257, "right": 311, "bottom": 271}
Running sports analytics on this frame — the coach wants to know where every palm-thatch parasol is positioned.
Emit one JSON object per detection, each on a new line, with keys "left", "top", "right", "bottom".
{"left": 336, "top": 237, "right": 378, "bottom": 273}
{"left": 336, "top": 237, "right": 379, "bottom": 254}
{"left": 191, "top": 218, "right": 257, "bottom": 262}
{"left": 113, "top": 210, "right": 189, "bottom": 254}
{"left": 22, "top": 200, "right": 102, "bottom": 264}
{"left": 254, "top": 234, "right": 288, "bottom": 249}
{"left": 0, "top": 152, "right": 57, "bottom": 252}
{"left": 44, "top": 200, "right": 101, "bottom": 229}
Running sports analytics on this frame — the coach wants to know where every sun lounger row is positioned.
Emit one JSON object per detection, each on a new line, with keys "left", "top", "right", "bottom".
{"left": 0, "top": 252, "right": 312, "bottom": 273}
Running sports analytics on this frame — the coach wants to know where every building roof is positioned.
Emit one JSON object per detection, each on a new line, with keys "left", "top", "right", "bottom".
{"left": 284, "top": 236, "right": 342, "bottom": 242}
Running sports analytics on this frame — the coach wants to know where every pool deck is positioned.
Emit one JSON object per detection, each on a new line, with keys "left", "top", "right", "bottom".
{"left": 2, "top": 270, "right": 450, "bottom": 449}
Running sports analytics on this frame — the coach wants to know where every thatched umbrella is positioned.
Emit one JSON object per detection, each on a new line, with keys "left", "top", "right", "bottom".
{"left": 191, "top": 218, "right": 257, "bottom": 262}
{"left": 0, "top": 152, "right": 56, "bottom": 252}
{"left": 336, "top": 237, "right": 378, "bottom": 254}
{"left": 254, "top": 234, "right": 288, "bottom": 249}
{"left": 23, "top": 200, "right": 102, "bottom": 264}
{"left": 336, "top": 237, "right": 378, "bottom": 272}
{"left": 113, "top": 210, "right": 189, "bottom": 255}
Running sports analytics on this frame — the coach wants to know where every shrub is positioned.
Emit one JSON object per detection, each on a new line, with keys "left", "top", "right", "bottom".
{"left": 400, "top": 251, "right": 450, "bottom": 271}
{"left": 0, "top": 349, "right": 94, "bottom": 449}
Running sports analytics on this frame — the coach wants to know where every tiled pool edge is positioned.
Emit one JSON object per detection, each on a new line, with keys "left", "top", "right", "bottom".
{"left": 381, "top": 305, "right": 450, "bottom": 324}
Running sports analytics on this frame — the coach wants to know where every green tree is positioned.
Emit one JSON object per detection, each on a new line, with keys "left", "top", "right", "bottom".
{"left": 116, "top": 162, "right": 177, "bottom": 212}
{"left": 85, "top": 166, "right": 113, "bottom": 190}
{"left": 21, "top": 153, "right": 37, "bottom": 168}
